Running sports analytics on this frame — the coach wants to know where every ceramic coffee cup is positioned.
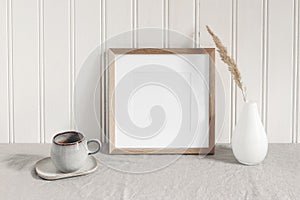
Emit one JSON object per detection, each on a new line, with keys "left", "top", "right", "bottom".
{"left": 51, "top": 131, "right": 101, "bottom": 173}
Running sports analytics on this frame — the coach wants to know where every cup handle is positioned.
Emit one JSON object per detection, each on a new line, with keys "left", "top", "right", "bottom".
{"left": 87, "top": 139, "right": 102, "bottom": 155}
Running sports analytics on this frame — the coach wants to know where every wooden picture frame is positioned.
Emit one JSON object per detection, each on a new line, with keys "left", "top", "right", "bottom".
{"left": 108, "top": 48, "right": 215, "bottom": 154}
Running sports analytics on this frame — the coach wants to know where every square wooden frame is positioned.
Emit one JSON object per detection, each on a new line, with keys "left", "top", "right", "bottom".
{"left": 108, "top": 48, "right": 215, "bottom": 155}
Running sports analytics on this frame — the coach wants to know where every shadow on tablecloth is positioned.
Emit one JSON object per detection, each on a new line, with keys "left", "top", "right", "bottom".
{"left": 2, "top": 154, "right": 43, "bottom": 180}
{"left": 206, "top": 145, "right": 239, "bottom": 165}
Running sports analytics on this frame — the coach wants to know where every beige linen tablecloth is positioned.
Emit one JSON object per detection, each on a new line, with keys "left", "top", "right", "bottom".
{"left": 0, "top": 144, "right": 299, "bottom": 200}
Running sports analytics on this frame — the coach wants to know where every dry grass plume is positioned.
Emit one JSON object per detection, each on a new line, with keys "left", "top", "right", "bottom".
{"left": 206, "top": 25, "right": 247, "bottom": 102}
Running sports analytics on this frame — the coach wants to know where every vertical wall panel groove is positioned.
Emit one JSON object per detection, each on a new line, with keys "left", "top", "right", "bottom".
{"left": 38, "top": 0, "right": 45, "bottom": 143}
{"left": 100, "top": 0, "right": 105, "bottom": 143}
{"left": 69, "top": 0, "right": 75, "bottom": 130}
{"left": 0, "top": 0, "right": 9, "bottom": 143}
{"left": 7, "top": 0, "right": 14, "bottom": 143}
{"left": 195, "top": 0, "right": 200, "bottom": 48}
{"left": 230, "top": 0, "right": 237, "bottom": 140}
{"left": 104, "top": 0, "right": 109, "bottom": 144}
{"left": 262, "top": 0, "right": 269, "bottom": 129}
{"left": 163, "top": 0, "right": 169, "bottom": 48}
{"left": 292, "top": 0, "right": 299, "bottom": 143}
{"left": 102, "top": 0, "right": 107, "bottom": 143}
{"left": 194, "top": 0, "right": 197, "bottom": 47}
{"left": 295, "top": 0, "right": 300, "bottom": 143}
{"left": 132, "top": 0, "right": 137, "bottom": 48}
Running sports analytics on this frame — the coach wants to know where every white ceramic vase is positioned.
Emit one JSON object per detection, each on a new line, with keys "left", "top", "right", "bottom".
{"left": 232, "top": 102, "right": 268, "bottom": 165}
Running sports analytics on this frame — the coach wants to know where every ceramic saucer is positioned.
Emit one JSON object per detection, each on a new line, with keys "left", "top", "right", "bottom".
{"left": 35, "top": 156, "right": 99, "bottom": 180}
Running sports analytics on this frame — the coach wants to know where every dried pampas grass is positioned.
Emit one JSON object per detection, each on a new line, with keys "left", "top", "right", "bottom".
{"left": 206, "top": 25, "right": 247, "bottom": 102}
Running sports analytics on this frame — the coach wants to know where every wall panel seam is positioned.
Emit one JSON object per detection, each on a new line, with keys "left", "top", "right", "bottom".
{"left": 38, "top": 0, "right": 45, "bottom": 143}
{"left": 195, "top": 0, "right": 200, "bottom": 48}
{"left": 100, "top": 0, "right": 103, "bottom": 143}
{"left": 102, "top": 0, "right": 107, "bottom": 143}
{"left": 262, "top": 0, "right": 269, "bottom": 132}
{"left": 105, "top": 0, "right": 108, "bottom": 144}
{"left": 292, "top": 0, "right": 299, "bottom": 143}
{"left": 163, "top": 0, "right": 169, "bottom": 48}
{"left": 132, "top": 0, "right": 137, "bottom": 48}
{"left": 295, "top": 0, "right": 300, "bottom": 143}
{"left": 7, "top": 0, "right": 14, "bottom": 143}
{"left": 192, "top": 0, "right": 198, "bottom": 48}
{"left": 230, "top": 0, "right": 237, "bottom": 141}
{"left": 69, "top": 0, "right": 75, "bottom": 130}
{"left": 99, "top": 0, "right": 102, "bottom": 143}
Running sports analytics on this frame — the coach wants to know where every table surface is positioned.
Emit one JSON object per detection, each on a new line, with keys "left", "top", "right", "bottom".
{"left": 0, "top": 144, "right": 299, "bottom": 200}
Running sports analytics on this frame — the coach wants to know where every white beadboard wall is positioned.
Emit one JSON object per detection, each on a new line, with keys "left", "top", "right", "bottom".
{"left": 0, "top": 0, "right": 299, "bottom": 143}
